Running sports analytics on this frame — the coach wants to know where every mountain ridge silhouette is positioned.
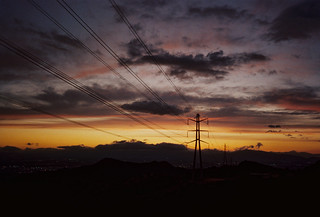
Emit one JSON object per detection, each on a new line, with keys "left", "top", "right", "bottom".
{"left": 1, "top": 157, "right": 319, "bottom": 215}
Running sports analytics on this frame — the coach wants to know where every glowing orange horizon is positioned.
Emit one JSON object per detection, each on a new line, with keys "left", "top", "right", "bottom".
{"left": 1, "top": 114, "right": 319, "bottom": 154}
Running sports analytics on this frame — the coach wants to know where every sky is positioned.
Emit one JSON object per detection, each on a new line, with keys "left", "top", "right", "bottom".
{"left": 0, "top": 0, "right": 320, "bottom": 153}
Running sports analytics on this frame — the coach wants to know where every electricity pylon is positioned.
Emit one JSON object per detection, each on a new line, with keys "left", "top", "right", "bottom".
{"left": 187, "top": 113, "right": 208, "bottom": 180}
{"left": 223, "top": 144, "right": 228, "bottom": 166}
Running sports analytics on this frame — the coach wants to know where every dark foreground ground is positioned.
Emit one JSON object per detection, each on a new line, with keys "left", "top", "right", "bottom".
{"left": 1, "top": 158, "right": 320, "bottom": 215}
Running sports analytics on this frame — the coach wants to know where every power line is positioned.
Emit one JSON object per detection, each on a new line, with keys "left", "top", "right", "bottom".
{"left": 109, "top": 0, "right": 191, "bottom": 107}
{"left": 0, "top": 37, "right": 183, "bottom": 144}
{"left": 28, "top": 0, "right": 152, "bottom": 103}
{"left": 0, "top": 94, "right": 132, "bottom": 140}
{"left": 28, "top": 0, "right": 185, "bottom": 139}
{"left": 56, "top": 0, "right": 186, "bottom": 123}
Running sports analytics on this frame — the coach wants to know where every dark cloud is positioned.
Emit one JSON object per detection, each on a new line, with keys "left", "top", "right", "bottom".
{"left": 169, "top": 68, "right": 191, "bottom": 80}
{"left": 124, "top": 39, "right": 163, "bottom": 59}
{"left": 234, "top": 52, "right": 270, "bottom": 63}
{"left": 0, "top": 51, "right": 38, "bottom": 72}
{"left": 0, "top": 29, "right": 83, "bottom": 82}
{"left": 33, "top": 31, "right": 83, "bottom": 54}
{"left": 38, "top": 84, "right": 140, "bottom": 104}
{"left": 111, "top": 0, "right": 172, "bottom": 21}
{"left": 121, "top": 100, "right": 189, "bottom": 116}
{"left": 33, "top": 85, "right": 142, "bottom": 116}
{"left": 266, "top": 130, "right": 281, "bottom": 133}
{"left": 181, "top": 94, "right": 246, "bottom": 107}
{"left": 208, "top": 107, "right": 244, "bottom": 118}
{"left": 256, "top": 142, "right": 263, "bottom": 149}
{"left": 58, "top": 144, "right": 91, "bottom": 151}
{"left": 163, "top": 85, "right": 320, "bottom": 120}
{"left": 0, "top": 85, "right": 142, "bottom": 116}
{"left": 203, "top": 103, "right": 319, "bottom": 130}
{"left": 257, "top": 69, "right": 278, "bottom": 76}
{"left": 126, "top": 38, "right": 145, "bottom": 58}
{"left": 125, "top": 43, "right": 269, "bottom": 80}
{"left": 34, "top": 87, "right": 97, "bottom": 115}
{"left": 254, "top": 18, "right": 270, "bottom": 26}
{"left": 96, "top": 140, "right": 153, "bottom": 151}
{"left": 145, "top": 50, "right": 229, "bottom": 71}
{"left": 139, "top": 0, "right": 169, "bottom": 8}
{"left": 27, "top": 142, "right": 38, "bottom": 146}
{"left": 19, "top": 25, "right": 51, "bottom": 39}
{"left": 0, "top": 19, "right": 90, "bottom": 77}
{"left": 268, "top": 125, "right": 281, "bottom": 128}
{"left": 6, "top": 19, "right": 82, "bottom": 53}
{"left": 50, "top": 31, "right": 82, "bottom": 49}
{"left": 235, "top": 143, "right": 262, "bottom": 151}
{"left": 188, "top": 5, "right": 252, "bottom": 20}
{"left": 13, "top": 20, "right": 82, "bottom": 51}
{"left": 119, "top": 0, "right": 169, "bottom": 10}
{"left": 268, "top": 70, "right": 277, "bottom": 75}
{"left": 235, "top": 145, "right": 255, "bottom": 151}
{"left": 206, "top": 50, "right": 235, "bottom": 66}
{"left": 206, "top": 107, "right": 283, "bottom": 127}
{"left": 91, "top": 84, "right": 142, "bottom": 101}
{"left": 267, "top": 0, "right": 320, "bottom": 42}
{"left": 0, "top": 67, "right": 51, "bottom": 82}
{"left": 261, "top": 86, "right": 320, "bottom": 111}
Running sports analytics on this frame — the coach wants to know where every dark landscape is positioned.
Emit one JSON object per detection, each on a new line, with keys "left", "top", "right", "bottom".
{"left": 1, "top": 147, "right": 320, "bottom": 215}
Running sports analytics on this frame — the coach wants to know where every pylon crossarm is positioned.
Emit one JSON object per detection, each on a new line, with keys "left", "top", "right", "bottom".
{"left": 184, "top": 139, "right": 196, "bottom": 144}
{"left": 200, "top": 139, "right": 209, "bottom": 144}
{"left": 199, "top": 118, "right": 208, "bottom": 123}
{"left": 187, "top": 130, "right": 197, "bottom": 137}
{"left": 188, "top": 118, "right": 196, "bottom": 123}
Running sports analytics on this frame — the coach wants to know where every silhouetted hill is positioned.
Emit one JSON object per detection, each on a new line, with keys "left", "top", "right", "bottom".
{"left": 2, "top": 143, "right": 320, "bottom": 171}
{"left": 55, "top": 158, "right": 186, "bottom": 188}
{"left": 226, "top": 149, "right": 317, "bottom": 168}
{"left": 204, "top": 160, "right": 284, "bottom": 179}
{"left": 304, "top": 159, "right": 320, "bottom": 170}
{"left": 238, "top": 160, "right": 282, "bottom": 173}
{"left": 1, "top": 158, "right": 320, "bottom": 215}
{"left": 92, "top": 157, "right": 174, "bottom": 171}
{"left": 67, "top": 157, "right": 182, "bottom": 179}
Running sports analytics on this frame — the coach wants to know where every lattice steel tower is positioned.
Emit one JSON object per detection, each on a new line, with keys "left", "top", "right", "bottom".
{"left": 188, "top": 113, "right": 208, "bottom": 179}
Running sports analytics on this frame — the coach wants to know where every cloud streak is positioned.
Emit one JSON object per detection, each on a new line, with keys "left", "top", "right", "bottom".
{"left": 261, "top": 86, "right": 320, "bottom": 112}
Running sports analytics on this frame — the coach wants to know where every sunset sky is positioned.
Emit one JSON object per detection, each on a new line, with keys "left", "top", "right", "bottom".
{"left": 0, "top": 0, "right": 319, "bottom": 153}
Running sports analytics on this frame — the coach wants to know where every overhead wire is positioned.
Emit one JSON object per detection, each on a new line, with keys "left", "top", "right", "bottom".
{"left": 109, "top": 0, "right": 219, "bottom": 152}
{"left": 109, "top": 0, "right": 191, "bottom": 107}
{"left": 0, "top": 37, "right": 183, "bottom": 144}
{"left": 0, "top": 94, "right": 132, "bottom": 140}
{"left": 28, "top": 0, "right": 152, "bottom": 103}
{"left": 56, "top": 0, "right": 186, "bottom": 123}
{"left": 28, "top": 0, "right": 185, "bottom": 138}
